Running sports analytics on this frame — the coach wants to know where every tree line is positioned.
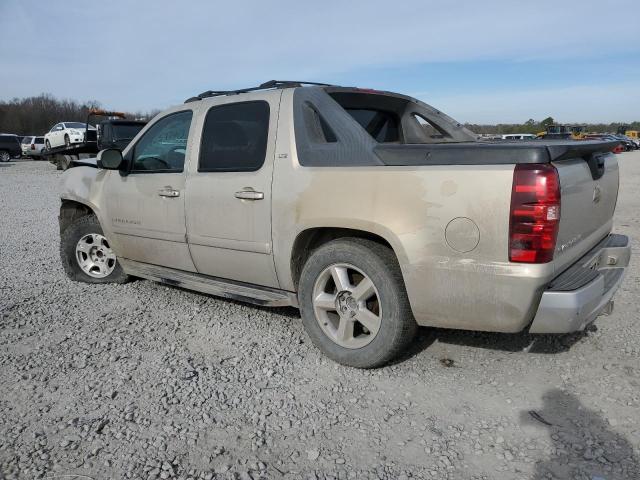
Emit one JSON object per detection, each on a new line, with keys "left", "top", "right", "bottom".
{"left": 1, "top": 94, "right": 638, "bottom": 137}
{"left": 466, "top": 117, "right": 640, "bottom": 135}
{"left": 0, "top": 94, "right": 160, "bottom": 136}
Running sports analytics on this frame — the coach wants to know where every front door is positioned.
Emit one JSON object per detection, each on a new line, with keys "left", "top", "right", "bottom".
{"left": 103, "top": 109, "right": 197, "bottom": 272}
{"left": 51, "top": 124, "right": 63, "bottom": 147}
{"left": 185, "top": 93, "right": 281, "bottom": 288}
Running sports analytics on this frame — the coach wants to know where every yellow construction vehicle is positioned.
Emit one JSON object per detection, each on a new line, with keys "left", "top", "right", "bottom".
{"left": 617, "top": 125, "right": 638, "bottom": 139}
{"left": 537, "top": 124, "right": 585, "bottom": 140}
{"left": 569, "top": 125, "right": 586, "bottom": 140}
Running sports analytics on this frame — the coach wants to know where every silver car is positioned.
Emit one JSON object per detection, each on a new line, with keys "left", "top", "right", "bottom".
{"left": 21, "top": 136, "right": 46, "bottom": 158}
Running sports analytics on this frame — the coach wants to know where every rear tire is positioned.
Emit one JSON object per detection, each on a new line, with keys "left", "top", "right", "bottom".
{"left": 60, "top": 214, "right": 128, "bottom": 284}
{"left": 298, "top": 238, "right": 417, "bottom": 368}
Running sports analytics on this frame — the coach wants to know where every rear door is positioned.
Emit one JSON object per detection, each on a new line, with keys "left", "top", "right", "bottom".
{"left": 185, "top": 91, "right": 281, "bottom": 288}
{"left": 103, "top": 108, "right": 198, "bottom": 272}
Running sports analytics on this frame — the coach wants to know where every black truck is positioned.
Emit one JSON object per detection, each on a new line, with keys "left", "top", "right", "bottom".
{"left": 44, "top": 109, "right": 146, "bottom": 170}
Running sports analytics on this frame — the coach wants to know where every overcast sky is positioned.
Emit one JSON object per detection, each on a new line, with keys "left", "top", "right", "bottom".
{"left": 1, "top": 0, "right": 639, "bottom": 123}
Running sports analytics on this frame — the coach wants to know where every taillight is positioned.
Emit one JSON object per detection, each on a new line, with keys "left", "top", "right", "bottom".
{"left": 509, "top": 163, "right": 560, "bottom": 263}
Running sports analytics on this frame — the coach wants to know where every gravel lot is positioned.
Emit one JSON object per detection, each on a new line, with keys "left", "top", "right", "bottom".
{"left": 1, "top": 153, "right": 639, "bottom": 480}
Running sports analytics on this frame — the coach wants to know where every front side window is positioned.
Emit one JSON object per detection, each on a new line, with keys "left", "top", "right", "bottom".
{"left": 65, "top": 122, "right": 86, "bottom": 129}
{"left": 131, "top": 110, "right": 193, "bottom": 172}
{"left": 199, "top": 101, "right": 270, "bottom": 172}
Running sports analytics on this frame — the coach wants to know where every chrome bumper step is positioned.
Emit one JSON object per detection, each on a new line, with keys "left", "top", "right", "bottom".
{"left": 529, "top": 234, "right": 630, "bottom": 334}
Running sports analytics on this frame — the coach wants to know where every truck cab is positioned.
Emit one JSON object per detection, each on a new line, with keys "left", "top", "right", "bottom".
{"left": 96, "top": 119, "right": 147, "bottom": 151}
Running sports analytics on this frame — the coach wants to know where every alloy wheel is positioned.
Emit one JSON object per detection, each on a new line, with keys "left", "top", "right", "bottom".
{"left": 75, "top": 233, "right": 117, "bottom": 278}
{"left": 312, "top": 263, "right": 382, "bottom": 349}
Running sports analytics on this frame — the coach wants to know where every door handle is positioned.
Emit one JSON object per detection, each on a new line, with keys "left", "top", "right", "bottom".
{"left": 234, "top": 190, "right": 264, "bottom": 200}
{"left": 158, "top": 187, "right": 180, "bottom": 198}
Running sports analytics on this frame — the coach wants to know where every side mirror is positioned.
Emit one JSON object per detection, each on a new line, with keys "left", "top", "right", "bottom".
{"left": 97, "top": 149, "right": 123, "bottom": 170}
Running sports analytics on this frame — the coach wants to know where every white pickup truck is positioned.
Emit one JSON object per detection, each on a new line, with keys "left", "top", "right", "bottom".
{"left": 58, "top": 81, "right": 631, "bottom": 367}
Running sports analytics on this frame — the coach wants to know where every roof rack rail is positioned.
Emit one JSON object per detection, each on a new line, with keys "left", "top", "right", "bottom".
{"left": 185, "top": 80, "right": 334, "bottom": 103}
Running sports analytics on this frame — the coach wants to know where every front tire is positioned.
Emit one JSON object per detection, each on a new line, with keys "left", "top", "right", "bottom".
{"left": 298, "top": 238, "right": 417, "bottom": 368}
{"left": 64, "top": 135, "right": 70, "bottom": 147}
{"left": 0, "top": 150, "right": 10, "bottom": 162}
{"left": 60, "top": 214, "right": 128, "bottom": 284}
{"left": 45, "top": 139, "right": 51, "bottom": 151}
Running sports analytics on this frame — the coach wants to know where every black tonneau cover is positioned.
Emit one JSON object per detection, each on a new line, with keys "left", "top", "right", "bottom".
{"left": 373, "top": 140, "right": 620, "bottom": 166}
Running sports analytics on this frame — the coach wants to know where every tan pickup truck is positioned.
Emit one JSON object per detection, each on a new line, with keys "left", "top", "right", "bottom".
{"left": 58, "top": 80, "right": 631, "bottom": 367}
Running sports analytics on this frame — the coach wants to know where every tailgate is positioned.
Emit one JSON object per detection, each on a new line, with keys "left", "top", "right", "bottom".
{"left": 552, "top": 147, "right": 619, "bottom": 273}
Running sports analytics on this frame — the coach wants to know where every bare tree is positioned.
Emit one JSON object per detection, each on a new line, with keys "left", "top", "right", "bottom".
{"left": 0, "top": 94, "right": 159, "bottom": 135}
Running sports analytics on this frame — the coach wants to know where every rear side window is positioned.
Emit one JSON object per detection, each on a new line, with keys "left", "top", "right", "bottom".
{"left": 344, "top": 108, "right": 400, "bottom": 143}
{"left": 199, "top": 101, "right": 270, "bottom": 172}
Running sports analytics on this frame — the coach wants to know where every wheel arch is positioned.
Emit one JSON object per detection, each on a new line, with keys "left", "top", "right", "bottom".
{"left": 59, "top": 199, "right": 96, "bottom": 235}
{"left": 289, "top": 226, "right": 406, "bottom": 290}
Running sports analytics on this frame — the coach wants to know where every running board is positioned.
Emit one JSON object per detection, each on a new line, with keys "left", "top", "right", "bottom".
{"left": 119, "top": 259, "right": 298, "bottom": 308}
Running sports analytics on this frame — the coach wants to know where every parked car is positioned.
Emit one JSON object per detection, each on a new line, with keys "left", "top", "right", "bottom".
{"left": 21, "top": 136, "right": 46, "bottom": 158}
{"left": 40, "top": 112, "right": 143, "bottom": 171}
{"left": 57, "top": 81, "right": 631, "bottom": 368}
{"left": 0, "top": 134, "right": 21, "bottom": 162}
{"left": 613, "top": 135, "right": 638, "bottom": 151}
{"left": 21, "top": 136, "right": 34, "bottom": 157}
{"left": 44, "top": 122, "right": 96, "bottom": 150}
{"left": 584, "top": 134, "right": 626, "bottom": 153}
{"left": 501, "top": 134, "right": 537, "bottom": 140}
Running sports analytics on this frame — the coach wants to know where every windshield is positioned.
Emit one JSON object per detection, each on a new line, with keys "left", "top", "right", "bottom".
{"left": 112, "top": 123, "right": 145, "bottom": 140}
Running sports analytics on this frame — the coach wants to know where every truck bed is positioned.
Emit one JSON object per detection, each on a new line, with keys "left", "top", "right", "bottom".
{"left": 373, "top": 140, "right": 620, "bottom": 166}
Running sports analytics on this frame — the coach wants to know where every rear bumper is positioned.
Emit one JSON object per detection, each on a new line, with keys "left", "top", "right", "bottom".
{"left": 529, "top": 234, "right": 631, "bottom": 333}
